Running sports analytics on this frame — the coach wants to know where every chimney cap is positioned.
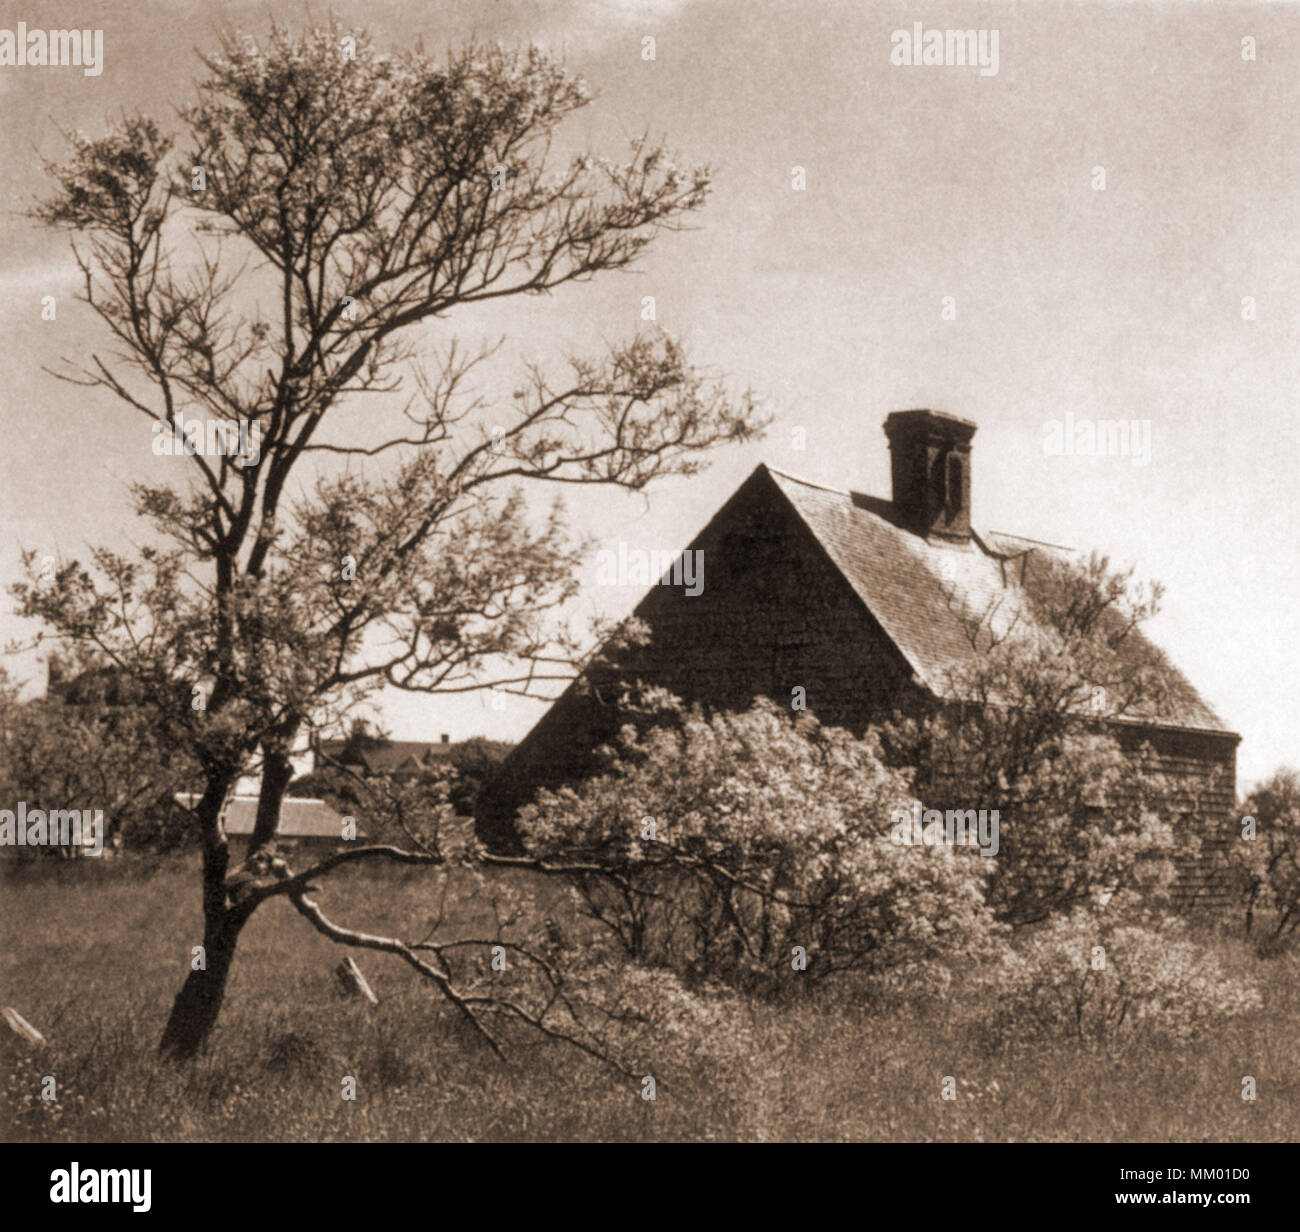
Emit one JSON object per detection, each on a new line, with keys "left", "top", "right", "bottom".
{"left": 884, "top": 408, "right": 978, "bottom": 439}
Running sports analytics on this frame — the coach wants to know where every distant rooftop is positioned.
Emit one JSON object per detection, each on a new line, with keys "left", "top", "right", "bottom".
{"left": 175, "top": 793, "right": 351, "bottom": 839}
{"left": 315, "top": 734, "right": 457, "bottom": 775}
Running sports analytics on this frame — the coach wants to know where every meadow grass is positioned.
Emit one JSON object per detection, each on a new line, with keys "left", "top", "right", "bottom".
{"left": 2, "top": 855, "right": 1296, "bottom": 1141}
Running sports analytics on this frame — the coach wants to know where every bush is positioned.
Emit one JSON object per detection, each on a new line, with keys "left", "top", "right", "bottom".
{"left": 447, "top": 738, "right": 515, "bottom": 815}
{"left": 519, "top": 696, "right": 998, "bottom": 999}
{"left": 877, "top": 551, "right": 1205, "bottom": 928}
{"left": 981, "top": 910, "right": 1261, "bottom": 1048}
{"left": 1229, "top": 769, "right": 1300, "bottom": 946}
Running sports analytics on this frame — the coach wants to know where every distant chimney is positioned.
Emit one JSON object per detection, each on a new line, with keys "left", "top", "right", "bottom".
{"left": 883, "top": 410, "right": 977, "bottom": 542}
{"left": 440, "top": 733, "right": 450, "bottom": 744}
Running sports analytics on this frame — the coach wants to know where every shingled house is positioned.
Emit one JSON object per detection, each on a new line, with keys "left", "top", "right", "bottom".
{"left": 478, "top": 410, "right": 1238, "bottom": 903}
{"left": 312, "top": 732, "right": 456, "bottom": 780}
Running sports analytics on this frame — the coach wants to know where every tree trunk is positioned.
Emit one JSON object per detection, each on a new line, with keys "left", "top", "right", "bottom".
{"left": 250, "top": 745, "right": 295, "bottom": 850}
{"left": 158, "top": 910, "right": 247, "bottom": 1060}
{"left": 159, "top": 774, "right": 240, "bottom": 1060}
{"left": 159, "top": 744, "right": 297, "bottom": 1059}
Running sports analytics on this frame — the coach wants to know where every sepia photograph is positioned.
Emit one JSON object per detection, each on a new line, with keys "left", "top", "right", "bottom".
{"left": 0, "top": 0, "right": 1295, "bottom": 1206}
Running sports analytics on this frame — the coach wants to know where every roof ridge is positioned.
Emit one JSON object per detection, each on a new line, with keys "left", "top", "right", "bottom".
{"left": 761, "top": 462, "right": 853, "bottom": 498}
{"left": 764, "top": 464, "right": 1075, "bottom": 554}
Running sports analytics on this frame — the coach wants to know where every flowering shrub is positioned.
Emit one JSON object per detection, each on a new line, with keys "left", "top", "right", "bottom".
{"left": 518, "top": 696, "right": 998, "bottom": 997}
{"left": 543, "top": 957, "right": 757, "bottom": 1077}
{"left": 878, "top": 552, "right": 1201, "bottom": 927}
{"left": 981, "top": 910, "right": 1261, "bottom": 1047}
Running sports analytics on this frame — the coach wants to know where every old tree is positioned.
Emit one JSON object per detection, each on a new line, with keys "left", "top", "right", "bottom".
{"left": 19, "top": 25, "right": 760, "bottom": 1060}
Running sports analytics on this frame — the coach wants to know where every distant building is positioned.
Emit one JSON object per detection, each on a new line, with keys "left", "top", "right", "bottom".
{"left": 311, "top": 731, "right": 457, "bottom": 780}
{"left": 174, "top": 793, "right": 358, "bottom": 851}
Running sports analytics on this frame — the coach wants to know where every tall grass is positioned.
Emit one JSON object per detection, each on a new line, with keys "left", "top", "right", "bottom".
{"left": 1, "top": 856, "right": 1295, "bottom": 1141}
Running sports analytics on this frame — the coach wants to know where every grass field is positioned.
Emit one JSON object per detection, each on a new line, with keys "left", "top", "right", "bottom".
{"left": 2, "top": 856, "right": 1297, "bottom": 1142}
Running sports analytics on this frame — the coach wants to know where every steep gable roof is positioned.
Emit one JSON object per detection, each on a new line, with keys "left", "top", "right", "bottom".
{"left": 760, "top": 464, "right": 1231, "bottom": 736}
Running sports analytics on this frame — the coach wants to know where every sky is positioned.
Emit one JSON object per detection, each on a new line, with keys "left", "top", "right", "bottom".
{"left": 0, "top": 0, "right": 1295, "bottom": 789}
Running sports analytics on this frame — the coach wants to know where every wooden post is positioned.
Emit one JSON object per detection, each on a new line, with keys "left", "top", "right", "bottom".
{"left": 3, "top": 1007, "right": 47, "bottom": 1047}
{"left": 334, "top": 956, "right": 378, "bottom": 1005}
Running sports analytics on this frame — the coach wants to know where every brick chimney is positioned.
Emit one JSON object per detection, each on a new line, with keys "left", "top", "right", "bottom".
{"left": 883, "top": 410, "right": 977, "bottom": 542}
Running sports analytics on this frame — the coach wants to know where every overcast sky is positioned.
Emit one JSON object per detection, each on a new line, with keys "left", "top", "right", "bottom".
{"left": 0, "top": 0, "right": 1295, "bottom": 789}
